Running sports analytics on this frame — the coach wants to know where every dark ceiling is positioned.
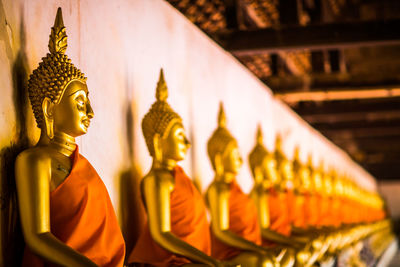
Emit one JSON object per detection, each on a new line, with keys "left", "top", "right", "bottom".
{"left": 166, "top": 0, "right": 400, "bottom": 181}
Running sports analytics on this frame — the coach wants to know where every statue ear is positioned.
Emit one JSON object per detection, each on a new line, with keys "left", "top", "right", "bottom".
{"left": 214, "top": 153, "right": 224, "bottom": 177}
{"left": 153, "top": 133, "right": 163, "bottom": 163}
{"left": 42, "top": 97, "right": 55, "bottom": 139}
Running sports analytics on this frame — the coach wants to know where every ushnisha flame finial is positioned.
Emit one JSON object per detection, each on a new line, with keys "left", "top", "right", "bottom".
{"left": 48, "top": 7, "right": 67, "bottom": 54}
{"left": 275, "top": 133, "right": 283, "bottom": 151}
{"left": 218, "top": 102, "right": 227, "bottom": 128}
{"left": 256, "top": 124, "right": 263, "bottom": 145}
{"left": 27, "top": 7, "right": 86, "bottom": 128}
{"left": 156, "top": 68, "right": 168, "bottom": 102}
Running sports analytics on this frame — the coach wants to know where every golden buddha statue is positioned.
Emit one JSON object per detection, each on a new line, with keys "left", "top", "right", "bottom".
{"left": 272, "top": 136, "right": 309, "bottom": 239}
{"left": 15, "top": 8, "right": 125, "bottom": 267}
{"left": 274, "top": 135, "right": 294, "bottom": 193}
{"left": 289, "top": 152, "right": 335, "bottom": 264}
{"left": 249, "top": 129, "right": 329, "bottom": 267}
{"left": 291, "top": 147, "right": 311, "bottom": 230}
{"left": 249, "top": 127, "right": 300, "bottom": 248}
{"left": 206, "top": 104, "right": 275, "bottom": 267}
{"left": 128, "top": 70, "right": 228, "bottom": 267}
{"left": 319, "top": 168, "right": 335, "bottom": 228}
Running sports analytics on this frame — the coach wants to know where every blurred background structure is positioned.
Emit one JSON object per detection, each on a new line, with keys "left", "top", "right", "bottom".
{"left": 0, "top": 0, "right": 398, "bottom": 266}
{"left": 165, "top": 0, "right": 400, "bottom": 220}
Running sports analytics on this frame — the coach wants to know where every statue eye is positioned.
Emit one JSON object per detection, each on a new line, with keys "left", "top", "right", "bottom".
{"left": 75, "top": 95, "right": 86, "bottom": 107}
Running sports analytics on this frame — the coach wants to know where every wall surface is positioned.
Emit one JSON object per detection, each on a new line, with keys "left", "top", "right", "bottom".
{"left": 0, "top": 0, "right": 378, "bottom": 265}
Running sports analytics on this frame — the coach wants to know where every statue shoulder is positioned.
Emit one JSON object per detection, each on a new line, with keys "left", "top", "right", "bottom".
{"left": 15, "top": 147, "right": 54, "bottom": 186}
{"left": 207, "top": 180, "right": 229, "bottom": 198}
{"left": 16, "top": 147, "right": 53, "bottom": 167}
{"left": 141, "top": 169, "right": 174, "bottom": 190}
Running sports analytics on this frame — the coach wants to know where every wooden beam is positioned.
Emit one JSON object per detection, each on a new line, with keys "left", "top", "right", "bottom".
{"left": 320, "top": 127, "right": 400, "bottom": 139}
{"left": 311, "top": 118, "right": 400, "bottom": 131}
{"left": 365, "top": 163, "right": 400, "bottom": 180}
{"left": 224, "top": 0, "right": 239, "bottom": 29}
{"left": 293, "top": 98, "right": 400, "bottom": 116}
{"left": 279, "top": 0, "right": 299, "bottom": 25}
{"left": 333, "top": 138, "right": 400, "bottom": 153}
{"left": 264, "top": 72, "right": 400, "bottom": 94}
{"left": 361, "top": 153, "right": 400, "bottom": 165}
{"left": 276, "top": 87, "right": 400, "bottom": 103}
{"left": 301, "top": 110, "right": 400, "bottom": 124}
{"left": 217, "top": 19, "right": 400, "bottom": 55}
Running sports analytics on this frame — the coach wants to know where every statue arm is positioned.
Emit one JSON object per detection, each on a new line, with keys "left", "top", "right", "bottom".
{"left": 208, "top": 185, "right": 265, "bottom": 254}
{"left": 143, "top": 173, "right": 219, "bottom": 266}
{"left": 256, "top": 191, "right": 303, "bottom": 248}
{"left": 261, "top": 229, "right": 303, "bottom": 248}
{"left": 15, "top": 151, "right": 97, "bottom": 267}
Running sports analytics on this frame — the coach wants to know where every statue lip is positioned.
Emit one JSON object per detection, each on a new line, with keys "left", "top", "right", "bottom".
{"left": 82, "top": 118, "right": 90, "bottom": 128}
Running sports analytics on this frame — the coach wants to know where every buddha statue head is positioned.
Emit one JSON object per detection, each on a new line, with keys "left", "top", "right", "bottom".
{"left": 333, "top": 174, "right": 345, "bottom": 198}
{"left": 300, "top": 154, "right": 313, "bottom": 192}
{"left": 311, "top": 161, "right": 324, "bottom": 194}
{"left": 142, "top": 69, "right": 190, "bottom": 168}
{"left": 28, "top": 8, "right": 92, "bottom": 142}
{"left": 342, "top": 178, "right": 351, "bottom": 198}
{"left": 292, "top": 148, "right": 312, "bottom": 193}
{"left": 274, "top": 134, "right": 293, "bottom": 190}
{"left": 249, "top": 125, "right": 279, "bottom": 187}
{"left": 323, "top": 169, "right": 335, "bottom": 197}
{"left": 207, "top": 103, "right": 242, "bottom": 181}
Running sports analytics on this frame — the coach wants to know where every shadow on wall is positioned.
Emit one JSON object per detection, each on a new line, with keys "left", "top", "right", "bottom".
{"left": 119, "top": 96, "right": 146, "bottom": 262}
{"left": 0, "top": 5, "right": 31, "bottom": 266}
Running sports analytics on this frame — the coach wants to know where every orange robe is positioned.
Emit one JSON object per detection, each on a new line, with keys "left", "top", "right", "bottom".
{"left": 211, "top": 180, "right": 261, "bottom": 260}
{"left": 128, "top": 166, "right": 211, "bottom": 267}
{"left": 341, "top": 198, "right": 352, "bottom": 224}
{"left": 330, "top": 198, "right": 342, "bottom": 227}
{"left": 267, "top": 187, "right": 291, "bottom": 236}
{"left": 318, "top": 195, "right": 331, "bottom": 227}
{"left": 291, "top": 194, "right": 306, "bottom": 228}
{"left": 22, "top": 147, "right": 125, "bottom": 267}
{"left": 286, "top": 189, "right": 296, "bottom": 224}
{"left": 304, "top": 193, "right": 319, "bottom": 227}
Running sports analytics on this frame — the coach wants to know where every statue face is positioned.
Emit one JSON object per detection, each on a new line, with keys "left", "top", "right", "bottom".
{"left": 53, "top": 81, "right": 94, "bottom": 137}
{"left": 282, "top": 160, "right": 294, "bottom": 181}
{"left": 324, "top": 176, "right": 333, "bottom": 195}
{"left": 262, "top": 156, "right": 279, "bottom": 184}
{"left": 313, "top": 172, "right": 323, "bottom": 192}
{"left": 161, "top": 122, "right": 190, "bottom": 162}
{"left": 300, "top": 168, "right": 311, "bottom": 190}
{"left": 222, "top": 143, "right": 242, "bottom": 175}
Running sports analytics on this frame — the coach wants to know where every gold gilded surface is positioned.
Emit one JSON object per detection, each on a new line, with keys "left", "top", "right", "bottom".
{"left": 248, "top": 127, "right": 327, "bottom": 267}
{"left": 207, "top": 106, "right": 275, "bottom": 267}
{"left": 28, "top": 9, "right": 86, "bottom": 133}
{"left": 15, "top": 8, "right": 96, "bottom": 266}
{"left": 274, "top": 135, "right": 294, "bottom": 191}
{"left": 248, "top": 126, "right": 300, "bottom": 267}
{"left": 139, "top": 69, "right": 229, "bottom": 266}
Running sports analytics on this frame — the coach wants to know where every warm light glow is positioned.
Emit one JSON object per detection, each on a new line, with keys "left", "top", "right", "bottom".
{"left": 276, "top": 88, "right": 400, "bottom": 103}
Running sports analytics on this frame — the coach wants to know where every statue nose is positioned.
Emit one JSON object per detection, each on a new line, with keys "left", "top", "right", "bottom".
{"left": 87, "top": 102, "right": 94, "bottom": 119}
{"left": 184, "top": 137, "right": 191, "bottom": 148}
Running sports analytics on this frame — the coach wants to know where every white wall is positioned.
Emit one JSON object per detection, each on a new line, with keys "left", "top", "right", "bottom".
{"left": 0, "top": 0, "right": 379, "bottom": 259}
